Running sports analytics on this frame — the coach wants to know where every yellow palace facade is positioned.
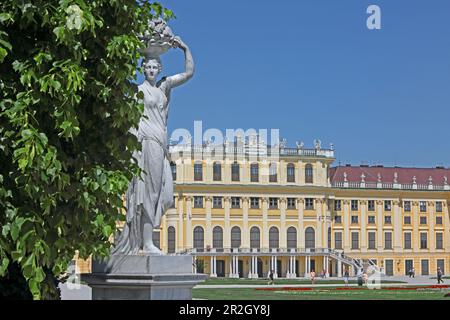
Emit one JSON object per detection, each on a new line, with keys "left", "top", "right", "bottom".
{"left": 77, "top": 138, "right": 450, "bottom": 278}
{"left": 152, "top": 139, "right": 450, "bottom": 278}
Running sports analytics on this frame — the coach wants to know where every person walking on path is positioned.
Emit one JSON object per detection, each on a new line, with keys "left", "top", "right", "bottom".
{"left": 437, "top": 267, "right": 444, "bottom": 284}
{"left": 267, "top": 269, "right": 275, "bottom": 285}
{"left": 310, "top": 270, "right": 316, "bottom": 284}
{"left": 411, "top": 267, "right": 416, "bottom": 278}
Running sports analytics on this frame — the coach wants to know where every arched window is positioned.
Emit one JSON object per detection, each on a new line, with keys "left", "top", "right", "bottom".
{"left": 269, "top": 162, "right": 277, "bottom": 182}
{"left": 305, "top": 227, "right": 315, "bottom": 249}
{"left": 231, "top": 226, "right": 241, "bottom": 248}
{"left": 287, "top": 163, "right": 295, "bottom": 183}
{"left": 153, "top": 229, "right": 161, "bottom": 250}
{"left": 305, "top": 164, "right": 313, "bottom": 184}
{"left": 231, "top": 162, "right": 240, "bottom": 181}
{"left": 170, "top": 162, "right": 176, "bottom": 181}
{"left": 193, "top": 226, "right": 204, "bottom": 250}
{"left": 287, "top": 227, "right": 297, "bottom": 249}
{"left": 213, "top": 162, "right": 221, "bottom": 181}
{"left": 213, "top": 226, "right": 223, "bottom": 249}
{"left": 269, "top": 226, "right": 279, "bottom": 249}
{"left": 167, "top": 226, "right": 175, "bottom": 253}
{"left": 250, "top": 163, "right": 259, "bottom": 182}
{"left": 250, "top": 226, "right": 260, "bottom": 249}
{"left": 194, "top": 162, "right": 203, "bottom": 181}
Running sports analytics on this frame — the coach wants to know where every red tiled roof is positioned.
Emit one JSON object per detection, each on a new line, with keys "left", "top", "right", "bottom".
{"left": 329, "top": 166, "right": 450, "bottom": 185}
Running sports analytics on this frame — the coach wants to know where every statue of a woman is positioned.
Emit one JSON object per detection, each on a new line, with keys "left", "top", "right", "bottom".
{"left": 112, "top": 35, "right": 194, "bottom": 255}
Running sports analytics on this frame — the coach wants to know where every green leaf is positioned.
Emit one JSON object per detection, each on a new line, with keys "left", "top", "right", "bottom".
{"left": 0, "top": 13, "right": 12, "bottom": 24}
{"left": 0, "top": 257, "right": 9, "bottom": 276}
{"left": 0, "top": 47, "right": 7, "bottom": 63}
{"left": 2, "top": 224, "right": 10, "bottom": 237}
{"left": 11, "top": 224, "right": 20, "bottom": 241}
{"left": 35, "top": 267, "right": 45, "bottom": 283}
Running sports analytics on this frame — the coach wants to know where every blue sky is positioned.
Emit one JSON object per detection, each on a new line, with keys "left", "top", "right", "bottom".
{"left": 138, "top": 0, "right": 450, "bottom": 168}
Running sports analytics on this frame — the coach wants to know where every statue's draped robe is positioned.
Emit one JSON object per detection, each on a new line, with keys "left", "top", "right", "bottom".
{"left": 112, "top": 81, "right": 173, "bottom": 255}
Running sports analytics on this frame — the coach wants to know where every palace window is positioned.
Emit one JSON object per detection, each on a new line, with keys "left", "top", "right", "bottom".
{"left": 287, "top": 163, "right": 296, "bottom": 182}
{"left": 351, "top": 216, "right": 359, "bottom": 224}
{"left": 250, "top": 163, "right": 259, "bottom": 182}
{"left": 193, "top": 226, "right": 204, "bottom": 250}
{"left": 305, "top": 198, "right": 314, "bottom": 210}
{"left": 334, "top": 216, "right": 342, "bottom": 224}
{"left": 287, "top": 227, "right": 297, "bottom": 249}
{"left": 287, "top": 198, "right": 296, "bottom": 209}
{"left": 250, "top": 226, "right": 260, "bottom": 249}
{"left": 420, "top": 232, "right": 427, "bottom": 249}
{"left": 437, "top": 260, "right": 445, "bottom": 274}
{"left": 213, "top": 226, "right": 223, "bottom": 249}
{"left": 404, "top": 216, "right": 411, "bottom": 225}
{"left": 170, "top": 162, "right": 176, "bottom": 181}
{"left": 436, "top": 216, "right": 443, "bottom": 225}
{"left": 231, "top": 162, "right": 240, "bottom": 181}
{"left": 403, "top": 201, "right": 411, "bottom": 212}
{"left": 231, "top": 197, "right": 241, "bottom": 209}
{"left": 436, "top": 232, "right": 443, "bottom": 249}
{"left": 368, "top": 200, "right": 375, "bottom": 211}
{"left": 305, "top": 227, "right": 315, "bottom": 249}
{"left": 334, "top": 200, "right": 342, "bottom": 211}
{"left": 213, "top": 196, "right": 222, "bottom": 209}
{"left": 404, "top": 232, "right": 412, "bottom": 249}
{"left": 167, "top": 226, "right": 176, "bottom": 253}
{"left": 384, "top": 216, "right": 392, "bottom": 224}
{"left": 231, "top": 226, "right": 241, "bottom": 248}
{"left": 269, "top": 197, "right": 278, "bottom": 209}
{"left": 250, "top": 197, "right": 259, "bottom": 209}
{"left": 334, "top": 232, "right": 343, "bottom": 249}
{"left": 384, "top": 200, "right": 392, "bottom": 211}
{"left": 194, "top": 162, "right": 203, "bottom": 181}
{"left": 368, "top": 216, "right": 375, "bottom": 224}
{"left": 269, "top": 163, "right": 278, "bottom": 183}
{"left": 351, "top": 200, "right": 358, "bottom": 211}
{"left": 328, "top": 227, "right": 331, "bottom": 249}
{"left": 351, "top": 232, "right": 359, "bottom": 250}
{"left": 384, "top": 232, "right": 392, "bottom": 249}
{"left": 436, "top": 201, "right": 443, "bottom": 213}
{"left": 269, "top": 227, "right": 279, "bottom": 249}
{"left": 305, "top": 164, "right": 313, "bottom": 183}
{"left": 213, "top": 162, "right": 221, "bottom": 181}
{"left": 419, "top": 201, "right": 427, "bottom": 212}
{"left": 420, "top": 216, "right": 427, "bottom": 225}
{"left": 194, "top": 196, "right": 203, "bottom": 208}
{"left": 368, "top": 232, "right": 376, "bottom": 250}
{"left": 421, "top": 260, "right": 429, "bottom": 276}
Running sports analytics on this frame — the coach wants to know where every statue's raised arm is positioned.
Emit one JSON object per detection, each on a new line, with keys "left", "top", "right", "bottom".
{"left": 164, "top": 36, "right": 194, "bottom": 90}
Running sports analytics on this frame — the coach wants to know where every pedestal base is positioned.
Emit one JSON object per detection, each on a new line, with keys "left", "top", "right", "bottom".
{"left": 81, "top": 255, "right": 206, "bottom": 300}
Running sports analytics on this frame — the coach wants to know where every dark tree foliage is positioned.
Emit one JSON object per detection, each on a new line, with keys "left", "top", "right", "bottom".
{"left": 0, "top": 0, "right": 173, "bottom": 299}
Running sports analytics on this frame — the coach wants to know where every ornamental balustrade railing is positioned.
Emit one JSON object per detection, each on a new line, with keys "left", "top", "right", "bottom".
{"left": 332, "top": 181, "right": 450, "bottom": 191}
{"left": 169, "top": 144, "right": 335, "bottom": 159}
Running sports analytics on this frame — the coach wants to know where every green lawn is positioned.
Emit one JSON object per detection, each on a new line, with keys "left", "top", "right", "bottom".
{"left": 193, "top": 286, "right": 450, "bottom": 300}
{"left": 201, "top": 278, "right": 405, "bottom": 286}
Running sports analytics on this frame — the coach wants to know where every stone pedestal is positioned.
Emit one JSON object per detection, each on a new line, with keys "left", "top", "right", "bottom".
{"left": 81, "top": 255, "right": 206, "bottom": 300}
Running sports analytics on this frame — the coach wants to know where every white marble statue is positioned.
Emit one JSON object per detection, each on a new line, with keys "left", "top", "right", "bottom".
{"left": 112, "top": 20, "right": 194, "bottom": 255}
